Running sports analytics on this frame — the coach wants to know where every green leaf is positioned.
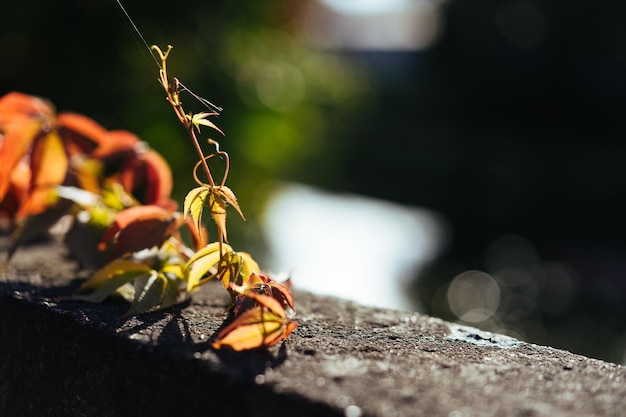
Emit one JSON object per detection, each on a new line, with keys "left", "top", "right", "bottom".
{"left": 184, "top": 242, "right": 233, "bottom": 290}
{"left": 126, "top": 272, "right": 165, "bottom": 316}
{"left": 77, "top": 259, "right": 154, "bottom": 303}
{"left": 160, "top": 275, "right": 181, "bottom": 309}
{"left": 188, "top": 112, "right": 224, "bottom": 135}
{"left": 183, "top": 186, "right": 210, "bottom": 240}
{"left": 217, "top": 251, "right": 260, "bottom": 290}
{"left": 237, "top": 252, "right": 260, "bottom": 285}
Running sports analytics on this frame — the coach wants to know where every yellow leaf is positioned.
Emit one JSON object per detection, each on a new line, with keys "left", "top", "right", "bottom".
{"left": 162, "top": 263, "right": 184, "bottom": 280}
{"left": 77, "top": 259, "right": 154, "bottom": 303}
{"left": 183, "top": 186, "right": 210, "bottom": 241}
{"left": 207, "top": 191, "right": 228, "bottom": 242}
{"left": 184, "top": 242, "right": 233, "bottom": 290}
{"left": 214, "top": 185, "right": 245, "bottom": 220}
{"left": 188, "top": 112, "right": 224, "bottom": 135}
{"left": 236, "top": 252, "right": 260, "bottom": 287}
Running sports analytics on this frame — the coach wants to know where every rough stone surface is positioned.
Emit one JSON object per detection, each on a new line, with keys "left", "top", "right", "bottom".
{"left": 1, "top": 238, "right": 625, "bottom": 417}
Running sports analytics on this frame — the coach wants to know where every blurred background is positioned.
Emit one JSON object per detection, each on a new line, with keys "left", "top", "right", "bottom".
{"left": 2, "top": 0, "right": 626, "bottom": 364}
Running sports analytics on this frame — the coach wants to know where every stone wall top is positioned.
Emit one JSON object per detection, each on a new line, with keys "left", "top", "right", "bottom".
{"left": 1, "top": 238, "right": 625, "bottom": 417}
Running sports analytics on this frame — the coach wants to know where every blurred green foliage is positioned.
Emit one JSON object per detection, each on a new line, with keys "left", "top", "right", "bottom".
{"left": 0, "top": 0, "right": 373, "bottom": 251}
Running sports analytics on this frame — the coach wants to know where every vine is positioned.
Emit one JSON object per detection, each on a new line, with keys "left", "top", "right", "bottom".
{"left": 0, "top": 46, "right": 297, "bottom": 350}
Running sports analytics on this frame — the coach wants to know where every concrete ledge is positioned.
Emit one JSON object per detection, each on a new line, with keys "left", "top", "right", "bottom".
{"left": 1, "top": 238, "right": 625, "bottom": 417}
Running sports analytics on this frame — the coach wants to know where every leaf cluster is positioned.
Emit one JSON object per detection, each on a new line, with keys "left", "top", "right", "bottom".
{"left": 0, "top": 45, "right": 297, "bottom": 350}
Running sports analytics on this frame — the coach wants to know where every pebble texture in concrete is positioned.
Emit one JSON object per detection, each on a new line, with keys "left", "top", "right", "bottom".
{"left": 1, "top": 238, "right": 625, "bottom": 417}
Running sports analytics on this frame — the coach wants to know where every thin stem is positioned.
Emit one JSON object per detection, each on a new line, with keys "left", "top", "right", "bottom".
{"left": 152, "top": 45, "right": 215, "bottom": 188}
{"left": 186, "top": 120, "right": 215, "bottom": 188}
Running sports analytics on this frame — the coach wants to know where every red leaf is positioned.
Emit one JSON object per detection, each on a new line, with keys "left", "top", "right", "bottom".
{"left": 57, "top": 112, "right": 108, "bottom": 155}
{"left": 232, "top": 273, "right": 295, "bottom": 317}
{"left": 133, "top": 149, "right": 173, "bottom": 205}
{"left": 98, "top": 205, "right": 181, "bottom": 260}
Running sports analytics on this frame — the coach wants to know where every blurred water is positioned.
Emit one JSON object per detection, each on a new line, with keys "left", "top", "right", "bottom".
{"left": 262, "top": 182, "right": 447, "bottom": 310}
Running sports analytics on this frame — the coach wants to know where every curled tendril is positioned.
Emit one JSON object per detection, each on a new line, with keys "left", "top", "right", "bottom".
{"left": 192, "top": 152, "right": 230, "bottom": 188}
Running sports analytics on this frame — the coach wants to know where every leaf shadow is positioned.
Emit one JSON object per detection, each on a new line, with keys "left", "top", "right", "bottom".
{"left": 2, "top": 274, "right": 290, "bottom": 380}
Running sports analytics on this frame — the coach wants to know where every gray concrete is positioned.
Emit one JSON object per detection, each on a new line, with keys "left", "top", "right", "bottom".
{"left": 1, "top": 238, "right": 625, "bottom": 417}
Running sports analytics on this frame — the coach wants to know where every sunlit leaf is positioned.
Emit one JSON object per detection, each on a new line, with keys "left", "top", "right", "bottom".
{"left": 17, "top": 131, "right": 69, "bottom": 219}
{"left": 101, "top": 180, "right": 138, "bottom": 210}
{"left": 184, "top": 242, "right": 232, "bottom": 290}
{"left": 0, "top": 162, "right": 29, "bottom": 218}
{"left": 212, "top": 308, "right": 294, "bottom": 351}
{"left": 268, "top": 279, "right": 295, "bottom": 312}
{"left": 162, "top": 262, "right": 184, "bottom": 280}
{"left": 234, "top": 252, "right": 260, "bottom": 287}
{"left": 208, "top": 190, "right": 227, "bottom": 241}
{"left": 214, "top": 185, "right": 245, "bottom": 220}
{"left": 68, "top": 156, "right": 103, "bottom": 195}
{"left": 230, "top": 282, "right": 287, "bottom": 318}
{"left": 206, "top": 186, "right": 245, "bottom": 243}
{"left": 0, "top": 92, "right": 55, "bottom": 205}
{"left": 77, "top": 259, "right": 154, "bottom": 303}
{"left": 183, "top": 186, "right": 210, "bottom": 240}
{"left": 231, "top": 273, "right": 296, "bottom": 319}
{"left": 188, "top": 112, "right": 224, "bottom": 135}
{"left": 0, "top": 118, "right": 43, "bottom": 202}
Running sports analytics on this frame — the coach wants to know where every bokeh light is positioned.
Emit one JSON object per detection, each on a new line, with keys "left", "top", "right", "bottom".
{"left": 447, "top": 270, "right": 500, "bottom": 323}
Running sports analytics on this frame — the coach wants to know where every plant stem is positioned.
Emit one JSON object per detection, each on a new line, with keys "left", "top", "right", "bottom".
{"left": 152, "top": 45, "right": 215, "bottom": 188}
{"left": 187, "top": 125, "right": 215, "bottom": 188}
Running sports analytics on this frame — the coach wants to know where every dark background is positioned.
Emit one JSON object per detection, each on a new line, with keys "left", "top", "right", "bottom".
{"left": 2, "top": 0, "right": 626, "bottom": 363}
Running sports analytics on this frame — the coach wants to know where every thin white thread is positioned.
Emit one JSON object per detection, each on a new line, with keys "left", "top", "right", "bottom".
{"left": 114, "top": 0, "right": 223, "bottom": 113}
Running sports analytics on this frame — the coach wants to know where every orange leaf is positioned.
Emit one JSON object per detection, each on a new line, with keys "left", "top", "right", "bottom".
{"left": 0, "top": 92, "right": 56, "bottom": 212}
{"left": 0, "top": 92, "right": 53, "bottom": 124}
{"left": 212, "top": 308, "right": 298, "bottom": 351}
{"left": 0, "top": 162, "right": 30, "bottom": 217}
{"left": 230, "top": 282, "right": 287, "bottom": 319}
{"left": 268, "top": 279, "right": 295, "bottom": 312}
{"left": 232, "top": 274, "right": 295, "bottom": 317}
{"left": 57, "top": 112, "right": 108, "bottom": 156}
{"left": 90, "top": 130, "right": 140, "bottom": 160}
{"left": 16, "top": 131, "right": 68, "bottom": 219}
{"left": 0, "top": 118, "right": 42, "bottom": 201}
